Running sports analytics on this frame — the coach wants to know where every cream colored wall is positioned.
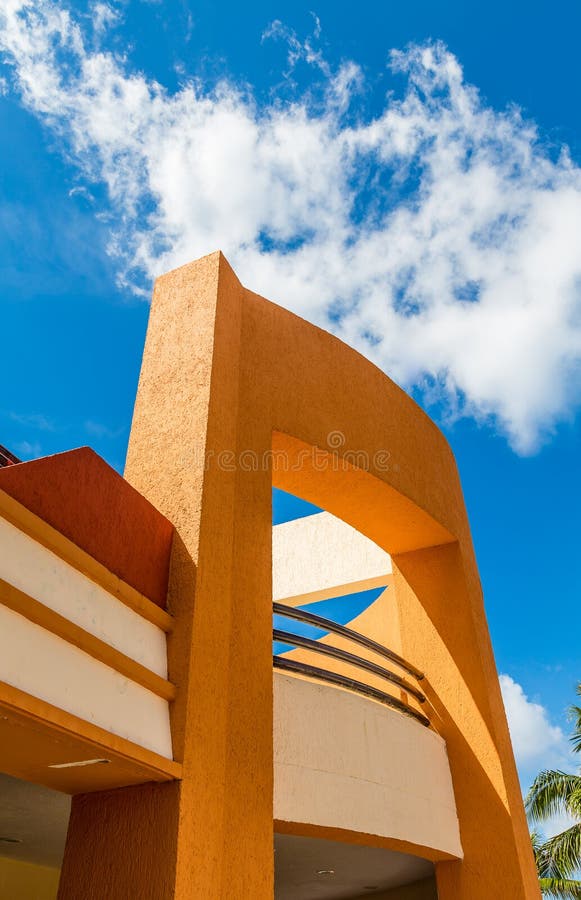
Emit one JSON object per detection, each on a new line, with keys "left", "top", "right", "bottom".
{"left": 274, "top": 673, "right": 462, "bottom": 859}
{"left": 0, "top": 516, "right": 167, "bottom": 676}
{"left": 273, "top": 511, "right": 391, "bottom": 600}
{"left": 0, "top": 605, "right": 173, "bottom": 757}
{"left": 0, "top": 513, "right": 173, "bottom": 759}
{"left": 0, "top": 856, "right": 60, "bottom": 900}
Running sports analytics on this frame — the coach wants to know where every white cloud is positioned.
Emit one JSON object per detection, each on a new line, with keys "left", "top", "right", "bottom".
{"left": 501, "top": 674, "right": 579, "bottom": 839}
{"left": 500, "top": 674, "right": 572, "bottom": 775}
{"left": 500, "top": 675, "right": 581, "bottom": 841}
{"left": 2, "top": 3, "right": 581, "bottom": 451}
{"left": 90, "top": 2, "right": 119, "bottom": 37}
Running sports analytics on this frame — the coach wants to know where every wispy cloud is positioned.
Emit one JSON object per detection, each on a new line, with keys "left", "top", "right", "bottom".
{"left": 9, "top": 411, "right": 56, "bottom": 431}
{"left": 91, "top": 2, "right": 120, "bottom": 38}
{"left": 68, "top": 184, "right": 95, "bottom": 202}
{"left": 12, "top": 439, "right": 42, "bottom": 459}
{"left": 84, "top": 419, "right": 124, "bottom": 439}
{"left": 2, "top": 3, "right": 581, "bottom": 451}
{"left": 263, "top": 14, "right": 331, "bottom": 79}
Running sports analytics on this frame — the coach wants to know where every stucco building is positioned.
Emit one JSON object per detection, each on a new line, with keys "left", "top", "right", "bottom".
{"left": 0, "top": 252, "right": 539, "bottom": 898}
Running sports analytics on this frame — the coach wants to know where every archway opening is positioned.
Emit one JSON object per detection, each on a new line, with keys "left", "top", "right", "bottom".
{"left": 270, "top": 483, "right": 458, "bottom": 899}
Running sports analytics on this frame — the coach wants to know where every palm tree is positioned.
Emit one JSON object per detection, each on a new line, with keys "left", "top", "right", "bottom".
{"left": 526, "top": 684, "right": 581, "bottom": 898}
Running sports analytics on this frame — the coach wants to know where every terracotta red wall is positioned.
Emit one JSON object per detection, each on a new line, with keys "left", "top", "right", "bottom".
{"left": 0, "top": 447, "right": 173, "bottom": 607}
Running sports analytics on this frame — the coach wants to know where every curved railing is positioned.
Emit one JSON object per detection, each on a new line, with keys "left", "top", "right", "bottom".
{"left": 273, "top": 602, "right": 429, "bottom": 727}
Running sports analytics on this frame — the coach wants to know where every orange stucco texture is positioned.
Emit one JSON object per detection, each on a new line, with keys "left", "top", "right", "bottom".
{"left": 57, "top": 251, "right": 540, "bottom": 899}
{"left": 58, "top": 782, "right": 181, "bottom": 900}
{"left": 0, "top": 447, "right": 173, "bottom": 606}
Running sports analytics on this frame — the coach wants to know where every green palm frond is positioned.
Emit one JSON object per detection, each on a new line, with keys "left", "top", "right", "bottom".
{"left": 529, "top": 684, "right": 581, "bottom": 898}
{"left": 540, "top": 825, "right": 581, "bottom": 880}
{"left": 527, "top": 771, "right": 581, "bottom": 822}
{"left": 538, "top": 877, "right": 581, "bottom": 899}
{"left": 569, "top": 685, "right": 581, "bottom": 755}
{"left": 532, "top": 829, "right": 545, "bottom": 854}
{"left": 567, "top": 787, "right": 581, "bottom": 820}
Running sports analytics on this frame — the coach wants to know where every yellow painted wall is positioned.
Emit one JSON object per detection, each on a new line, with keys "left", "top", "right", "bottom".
{"left": 0, "top": 856, "right": 60, "bottom": 900}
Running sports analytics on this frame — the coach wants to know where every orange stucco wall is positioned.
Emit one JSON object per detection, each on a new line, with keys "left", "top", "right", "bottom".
{"left": 58, "top": 251, "right": 539, "bottom": 899}
{"left": 58, "top": 783, "right": 181, "bottom": 899}
{"left": 127, "top": 253, "right": 273, "bottom": 899}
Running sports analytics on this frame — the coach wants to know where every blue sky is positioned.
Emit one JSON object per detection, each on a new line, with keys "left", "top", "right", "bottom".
{"left": 1, "top": 0, "right": 580, "bottom": 791}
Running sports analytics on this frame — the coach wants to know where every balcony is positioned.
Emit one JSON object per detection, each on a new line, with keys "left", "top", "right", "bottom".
{"left": 273, "top": 601, "right": 428, "bottom": 727}
{"left": 271, "top": 507, "right": 462, "bottom": 899}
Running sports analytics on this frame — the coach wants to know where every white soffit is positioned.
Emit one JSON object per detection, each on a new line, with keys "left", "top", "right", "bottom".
{"left": 273, "top": 512, "right": 392, "bottom": 600}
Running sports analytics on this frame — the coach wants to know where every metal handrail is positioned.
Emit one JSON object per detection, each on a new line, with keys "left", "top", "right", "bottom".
{"left": 273, "top": 601, "right": 424, "bottom": 681}
{"left": 273, "top": 602, "right": 429, "bottom": 726}
{"left": 273, "top": 657, "right": 430, "bottom": 727}
{"left": 273, "top": 628, "right": 425, "bottom": 704}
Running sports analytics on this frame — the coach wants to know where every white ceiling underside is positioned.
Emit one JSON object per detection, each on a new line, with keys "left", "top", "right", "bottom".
{"left": 274, "top": 832, "right": 434, "bottom": 899}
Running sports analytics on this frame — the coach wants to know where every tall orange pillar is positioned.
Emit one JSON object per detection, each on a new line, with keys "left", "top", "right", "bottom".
{"left": 58, "top": 252, "right": 274, "bottom": 899}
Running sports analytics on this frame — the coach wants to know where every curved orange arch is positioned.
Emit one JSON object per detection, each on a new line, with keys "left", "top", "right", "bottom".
{"left": 117, "top": 251, "right": 539, "bottom": 900}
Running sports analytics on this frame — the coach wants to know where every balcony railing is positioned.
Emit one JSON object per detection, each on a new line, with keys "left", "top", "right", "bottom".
{"left": 273, "top": 601, "right": 429, "bottom": 727}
